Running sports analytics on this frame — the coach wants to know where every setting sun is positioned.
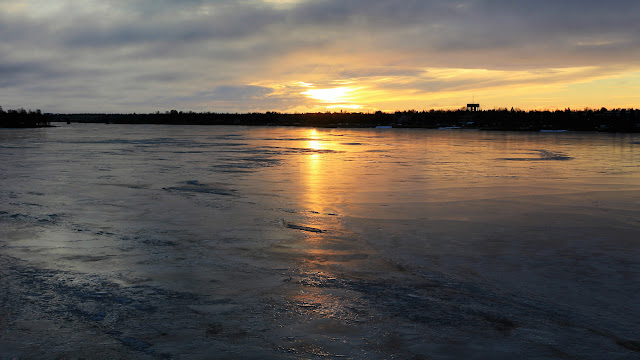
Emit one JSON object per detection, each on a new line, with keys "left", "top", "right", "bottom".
{"left": 302, "top": 87, "right": 355, "bottom": 103}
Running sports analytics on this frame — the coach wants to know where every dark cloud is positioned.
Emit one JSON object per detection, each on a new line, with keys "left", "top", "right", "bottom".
{"left": 208, "top": 85, "right": 274, "bottom": 101}
{"left": 337, "top": 67, "right": 423, "bottom": 79}
{"left": 5, "top": 0, "right": 639, "bottom": 65}
{"left": 176, "top": 84, "right": 312, "bottom": 113}
{"left": 285, "top": 0, "right": 640, "bottom": 67}
{"left": 0, "top": 59, "right": 74, "bottom": 87}
{"left": 59, "top": 6, "right": 282, "bottom": 48}
{"left": 133, "top": 72, "right": 193, "bottom": 83}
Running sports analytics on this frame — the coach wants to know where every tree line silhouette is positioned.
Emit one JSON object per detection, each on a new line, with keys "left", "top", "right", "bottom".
{"left": 0, "top": 106, "right": 50, "bottom": 128}
{"left": 45, "top": 107, "right": 640, "bottom": 132}
{"left": 3, "top": 104, "right": 639, "bottom": 131}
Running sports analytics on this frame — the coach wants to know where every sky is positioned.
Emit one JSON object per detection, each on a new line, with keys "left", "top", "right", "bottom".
{"left": 1, "top": 0, "right": 639, "bottom": 113}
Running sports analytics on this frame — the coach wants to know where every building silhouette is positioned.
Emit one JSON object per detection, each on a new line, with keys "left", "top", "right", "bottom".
{"left": 466, "top": 103, "right": 480, "bottom": 112}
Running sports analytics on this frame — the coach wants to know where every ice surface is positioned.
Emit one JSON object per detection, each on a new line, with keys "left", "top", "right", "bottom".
{"left": 1, "top": 124, "right": 639, "bottom": 358}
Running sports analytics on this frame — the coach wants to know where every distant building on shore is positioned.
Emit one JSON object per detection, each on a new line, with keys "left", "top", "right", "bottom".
{"left": 466, "top": 103, "right": 480, "bottom": 112}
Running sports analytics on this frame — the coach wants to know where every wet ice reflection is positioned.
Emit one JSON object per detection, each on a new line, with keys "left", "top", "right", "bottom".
{"left": 1, "top": 124, "right": 640, "bottom": 358}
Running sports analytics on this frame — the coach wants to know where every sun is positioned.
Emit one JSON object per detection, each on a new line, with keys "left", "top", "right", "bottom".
{"left": 302, "top": 87, "right": 354, "bottom": 103}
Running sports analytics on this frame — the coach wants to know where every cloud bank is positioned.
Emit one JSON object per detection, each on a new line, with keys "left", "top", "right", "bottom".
{"left": 1, "top": 0, "right": 639, "bottom": 112}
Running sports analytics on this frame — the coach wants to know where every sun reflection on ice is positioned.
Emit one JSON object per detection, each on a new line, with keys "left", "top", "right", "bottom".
{"left": 305, "top": 129, "right": 323, "bottom": 208}
{"left": 307, "top": 130, "right": 322, "bottom": 151}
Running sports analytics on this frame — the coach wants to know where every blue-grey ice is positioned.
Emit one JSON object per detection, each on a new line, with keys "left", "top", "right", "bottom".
{"left": 1, "top": 124, "right": 639, "bottom": 359}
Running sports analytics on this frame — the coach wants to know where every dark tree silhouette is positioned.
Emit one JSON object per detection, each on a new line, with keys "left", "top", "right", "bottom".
{"left": 39, "top": 108, "right": 640, "bottom": 132}
{"left": 0, "top": 105, "right": 50, "bottom": 128}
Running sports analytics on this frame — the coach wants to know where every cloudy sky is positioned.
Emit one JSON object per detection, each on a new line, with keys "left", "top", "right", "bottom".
{"left": 1, "top": 0, "right": 639, "bottom": 113}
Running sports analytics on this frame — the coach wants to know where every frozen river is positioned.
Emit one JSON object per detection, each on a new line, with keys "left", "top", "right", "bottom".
{"left": 1, "top": 124, "right": 639, "bottom": 359}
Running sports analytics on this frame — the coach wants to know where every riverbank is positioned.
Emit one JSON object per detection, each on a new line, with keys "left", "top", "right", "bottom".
{"left": 46, "top": 108, "right": 640, "bottom": 132}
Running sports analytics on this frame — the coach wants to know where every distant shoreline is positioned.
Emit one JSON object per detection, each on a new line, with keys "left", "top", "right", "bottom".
{"left": 0, "top": 107, "right": 50, "bottom": 128}
{"left": 44, "top": 108, "right": 640, "bottom": 132}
